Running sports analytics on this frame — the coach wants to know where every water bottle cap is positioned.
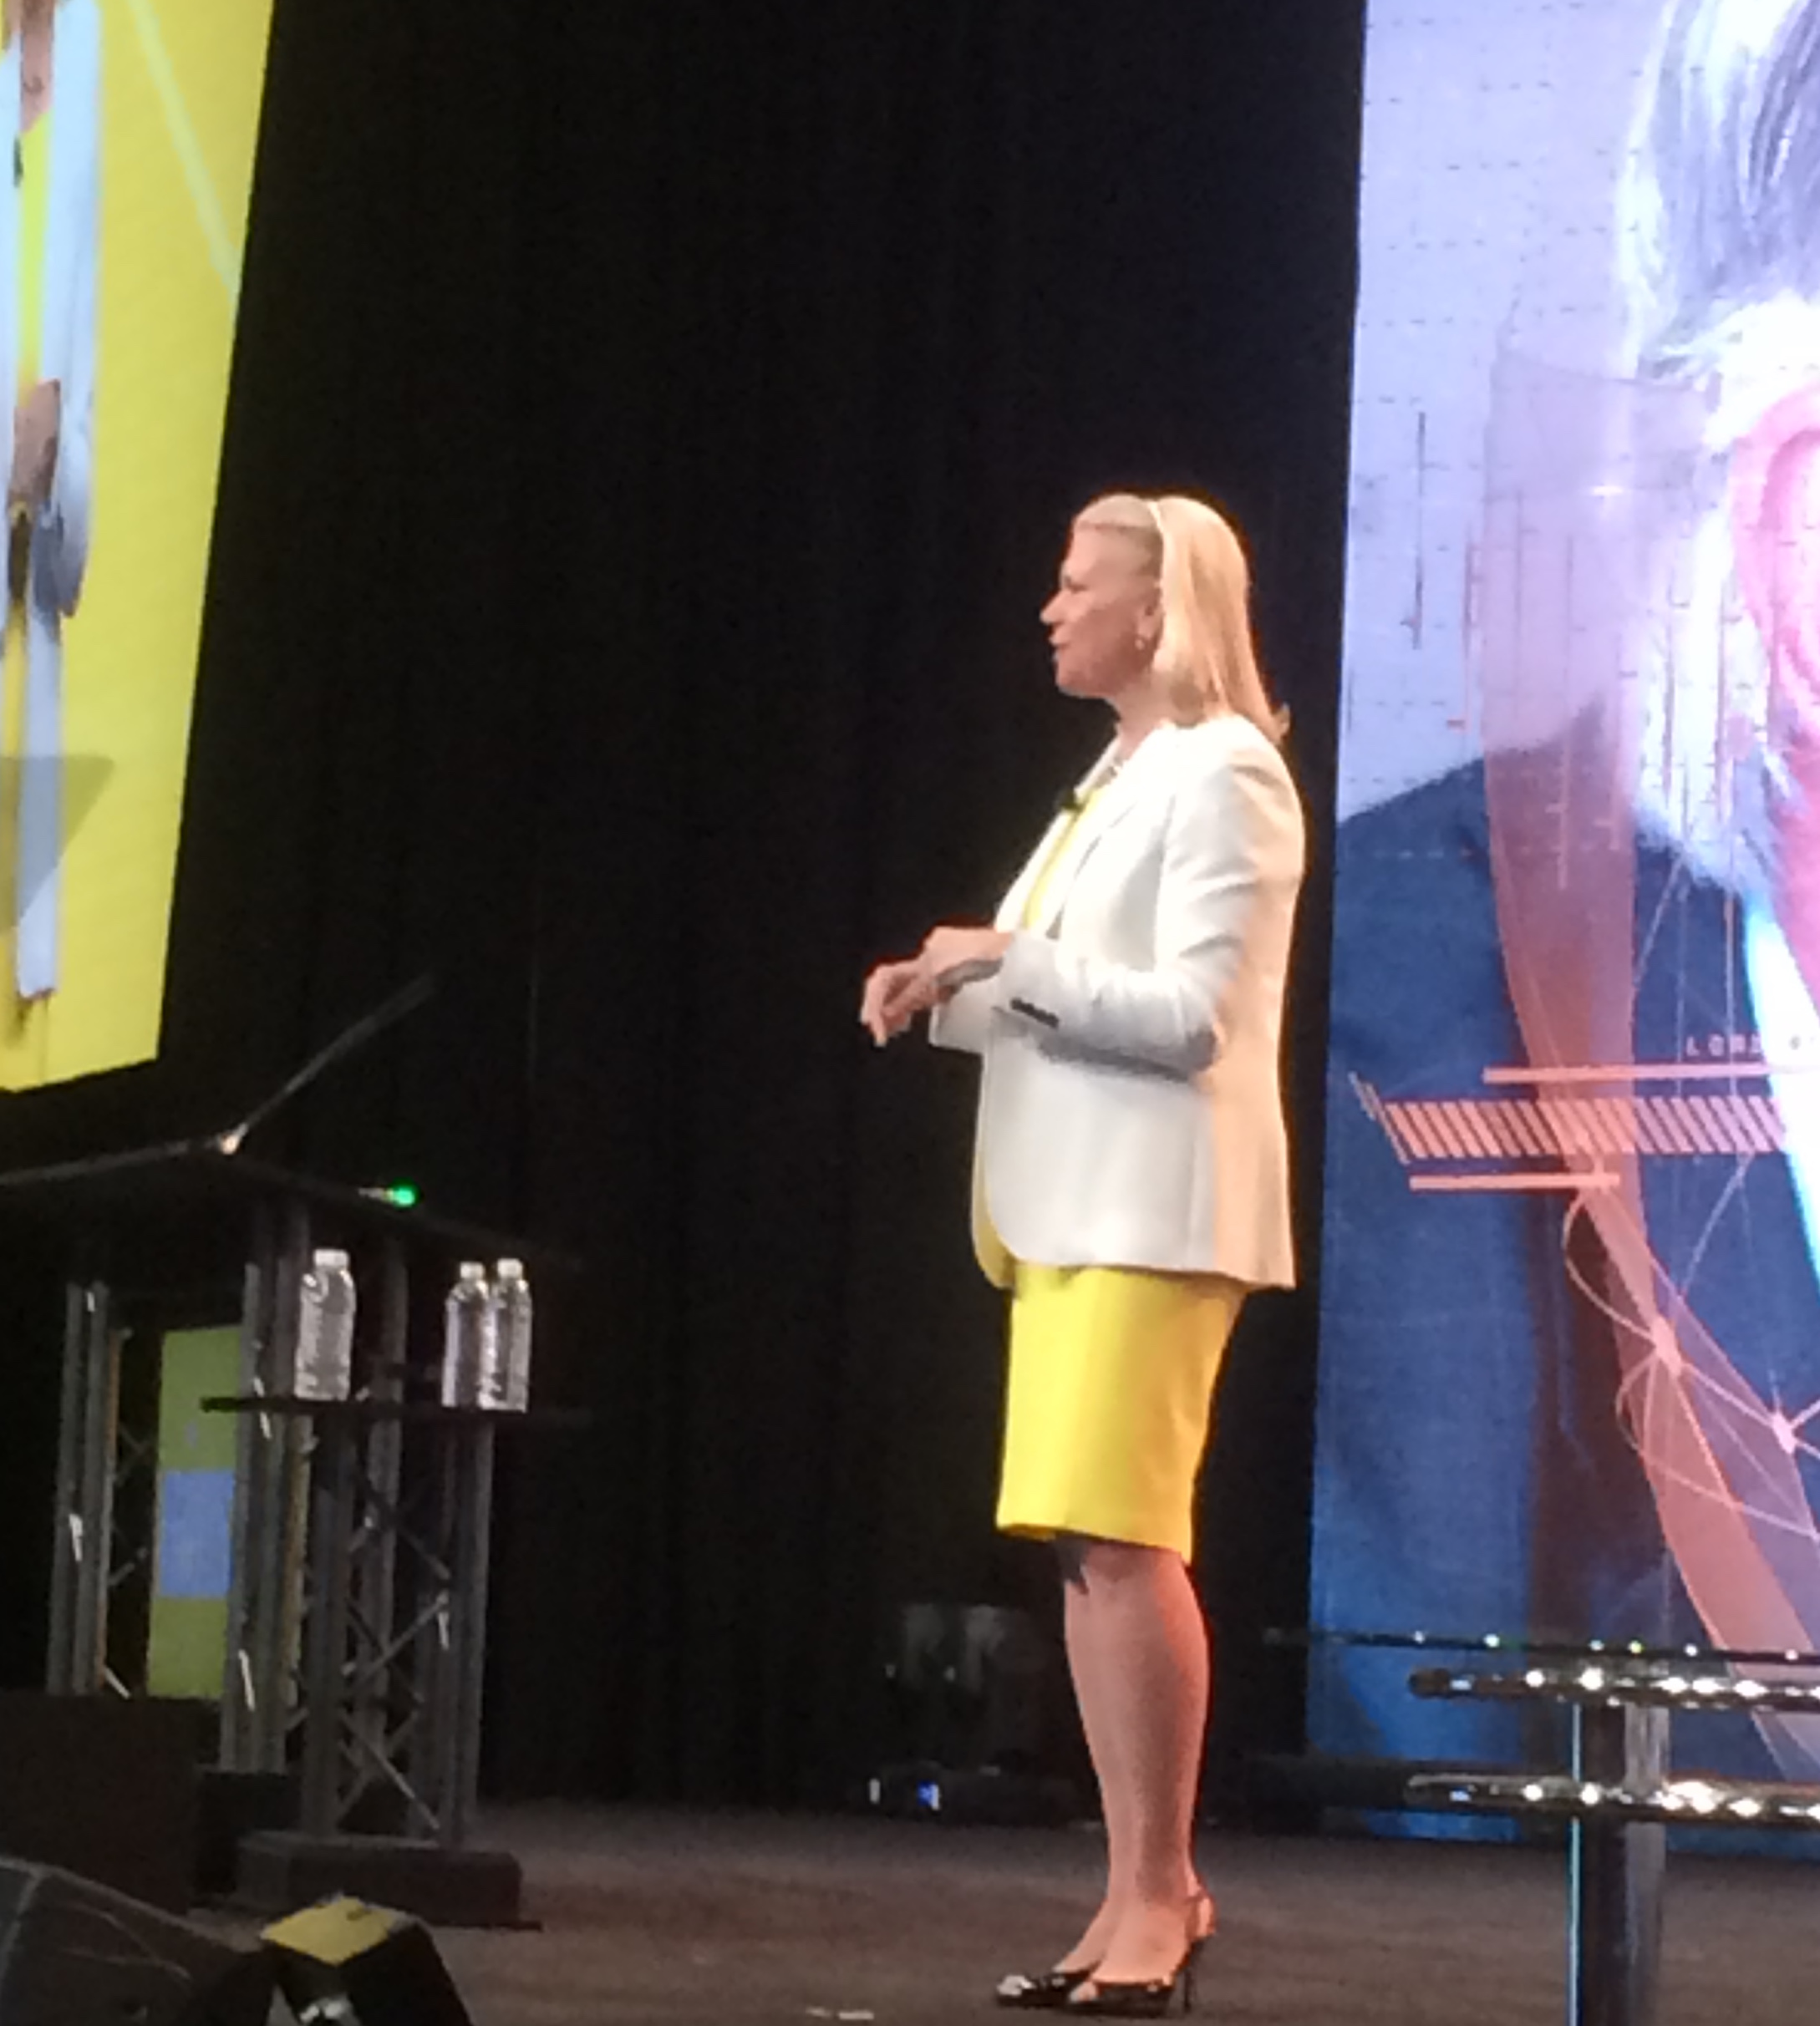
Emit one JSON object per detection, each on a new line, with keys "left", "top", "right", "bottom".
{"left": 313, "top": 1248, "right": 350, "bottom": 1269}
{"left": 457, "top": 1261, "right": 487, "bottom": 1281}
{"left": 496, "top": 1258, "right": 525, "bottom": 1279}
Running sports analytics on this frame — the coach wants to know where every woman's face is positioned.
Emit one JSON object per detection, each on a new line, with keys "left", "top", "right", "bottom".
{"left": 1040, "top": 525, "right": 1159, "bottom": 703}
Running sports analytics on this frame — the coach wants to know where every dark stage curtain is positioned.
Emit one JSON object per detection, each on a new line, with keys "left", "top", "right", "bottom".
{"left": 0, "top": 0, "right": 1364, "bottom": 1805}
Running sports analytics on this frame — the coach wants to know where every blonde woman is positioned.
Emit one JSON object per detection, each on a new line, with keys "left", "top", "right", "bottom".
{"left": 862, "top": 494, "right": 1304, "bottom": 2017}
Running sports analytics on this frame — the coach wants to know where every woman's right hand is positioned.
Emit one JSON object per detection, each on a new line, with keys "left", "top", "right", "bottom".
{"left": 860, "top": 955, "right": 944, "bottom": 1047}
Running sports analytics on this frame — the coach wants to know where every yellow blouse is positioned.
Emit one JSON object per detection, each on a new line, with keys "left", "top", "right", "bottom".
{"left": 1020, "top": 788, "right": 1102, "bottom": 931}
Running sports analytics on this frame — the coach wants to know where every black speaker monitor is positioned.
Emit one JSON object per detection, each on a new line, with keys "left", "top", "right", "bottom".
{"left": 0, "top": 1856, "right": 269, "bottom": 2026}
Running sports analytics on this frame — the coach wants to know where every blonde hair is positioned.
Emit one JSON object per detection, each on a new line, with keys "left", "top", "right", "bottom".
{"left": 1073, "top": 491, "right": 1286, "bottom": 741}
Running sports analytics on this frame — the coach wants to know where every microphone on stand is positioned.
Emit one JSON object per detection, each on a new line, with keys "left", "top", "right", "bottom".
{"left": 214, "top": 973, "right": 436, "bottom": 1156}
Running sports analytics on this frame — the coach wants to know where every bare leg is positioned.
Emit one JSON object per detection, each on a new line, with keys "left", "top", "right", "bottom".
{"left": 1069, "top": 1538, "right": 1212, "bottom": 1991}
{"left": 1052, "top": 1537, "right": 1137, "bottom": 1973}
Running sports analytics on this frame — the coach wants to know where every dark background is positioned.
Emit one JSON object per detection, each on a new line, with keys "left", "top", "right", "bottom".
{"left": 0, "top": 0, "right": 1364, "bottom": 1805}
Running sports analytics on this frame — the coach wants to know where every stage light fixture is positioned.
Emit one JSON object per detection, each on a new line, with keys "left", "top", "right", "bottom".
{"left": 865, "top": 1603, "right": 1078, "bottom": 1826}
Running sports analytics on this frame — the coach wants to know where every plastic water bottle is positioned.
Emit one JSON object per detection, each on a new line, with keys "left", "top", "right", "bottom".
{"left": 441, "top": 1262, "right": 491, "bottom": 1408}
{"left": 484, "top": 1258, "right": 533, "bottom": 1412}
{"left": 295, "top": 1249, "right": 356, "bottom": 1400}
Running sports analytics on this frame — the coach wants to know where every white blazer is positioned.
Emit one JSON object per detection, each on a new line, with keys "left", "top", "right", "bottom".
{"left": 0, "top": 0, "right": 100, "bottom": 998}
{"left": 930, "top": 714, "right": 1305, "bottom": 1289}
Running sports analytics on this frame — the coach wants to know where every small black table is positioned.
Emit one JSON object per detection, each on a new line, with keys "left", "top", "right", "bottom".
{"left": 1283, "top": 1629, "right": 1820, "bottom": 2026}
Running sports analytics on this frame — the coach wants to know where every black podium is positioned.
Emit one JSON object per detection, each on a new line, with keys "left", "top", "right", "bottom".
{"left": 0, "top": 1139, "right": 576, "bottom": 1923}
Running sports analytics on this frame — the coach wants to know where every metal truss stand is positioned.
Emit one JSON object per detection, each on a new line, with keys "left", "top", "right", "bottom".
{"left": 218, "top": 1394, "right": 581, "bottom": 1927}
{"left": 45, "top": 1282, "right": 119, "bottom": 1695}
{"left": 292, "top": 1397, "right": 499, "bottom": 1844}
{"left": 44, "top": 1280, "right": 165, "bottom": 1700}
{"left": 219, "top": 1201, "right": 315, "bottom": 1775}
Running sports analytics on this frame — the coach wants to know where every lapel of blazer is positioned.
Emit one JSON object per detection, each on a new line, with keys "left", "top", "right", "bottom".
{"left": 996, "top": 725, "right": 1176, "bottom": 937}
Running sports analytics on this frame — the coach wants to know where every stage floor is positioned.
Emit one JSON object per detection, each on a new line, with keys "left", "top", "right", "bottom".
{"left": 240, "top": 1804, "right": 1820, "bottom": 2023}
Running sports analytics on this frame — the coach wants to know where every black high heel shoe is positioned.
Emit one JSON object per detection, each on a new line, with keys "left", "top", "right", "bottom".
{"left": 1060, "top": 1951, "right": 1199, "bottom": 2018}
{"left": 994, "top": 1964, "right": 1098, "bottom": 2010}
{"left": 1063, "top": 1894, "right": 1213, "bottom": 2018}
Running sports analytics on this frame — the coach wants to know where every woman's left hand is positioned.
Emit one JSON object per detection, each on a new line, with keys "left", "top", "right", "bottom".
{"left": 920, "top": 924, "right": 1011, "bottom": 988}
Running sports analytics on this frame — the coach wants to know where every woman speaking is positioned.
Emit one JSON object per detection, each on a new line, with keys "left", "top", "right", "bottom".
{"left": 861, "top": 492, "right": 1304, "bottom": 2018}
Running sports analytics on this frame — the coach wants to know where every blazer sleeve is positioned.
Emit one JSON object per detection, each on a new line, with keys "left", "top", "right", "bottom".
{"left": 38, "top": 8, "right": 99, "bottom": 618}
{"left": 989, "top": 737, "right": 1304, "bottom": 1077}
{"left": 928, "top": 978, "right": 994, "bottom": 1055}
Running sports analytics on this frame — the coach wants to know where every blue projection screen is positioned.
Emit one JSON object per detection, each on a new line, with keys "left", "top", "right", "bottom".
{"left": 1310, "top": 0, "right": 1820, "bottom": 1790}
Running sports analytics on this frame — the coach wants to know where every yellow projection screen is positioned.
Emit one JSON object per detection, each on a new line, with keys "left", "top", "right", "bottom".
{"left": 0, "top": 0, "right": 277, "bottom": 1091}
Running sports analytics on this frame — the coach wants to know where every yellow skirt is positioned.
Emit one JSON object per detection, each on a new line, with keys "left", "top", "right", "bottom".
{"left": 997, "top": 1263, "right": 1245, "bottom": 1561}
